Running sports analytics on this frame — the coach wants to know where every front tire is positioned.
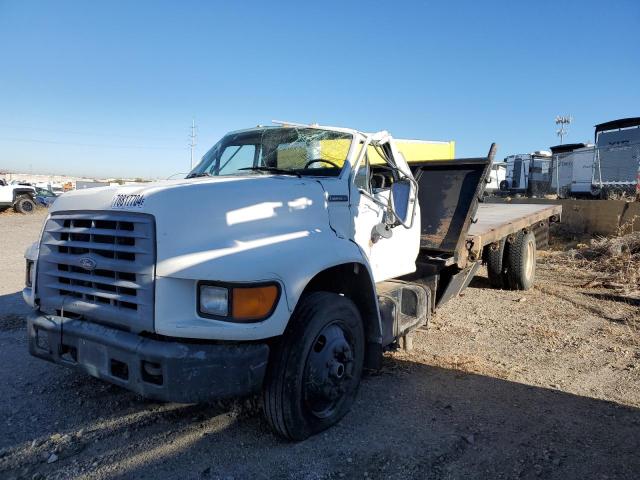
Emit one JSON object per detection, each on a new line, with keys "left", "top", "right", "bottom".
{"left": 14, "top": 195, "right": 36, "bottom": 214}
{"left": 262, "top": 292, "right": 364, "bottom": 441}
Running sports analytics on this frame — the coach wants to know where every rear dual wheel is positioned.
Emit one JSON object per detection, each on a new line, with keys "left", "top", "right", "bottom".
{"left": 485, "top": 230, "right": 536, "bottom": 290}
{"left": 505, "top": 230, "right": 536, "bottom": 290}
{"left": 485, "top": 238, "right": 507, "bottom": 288}
{"left": 262, "top": 292, "right": 364, "bottom": 441}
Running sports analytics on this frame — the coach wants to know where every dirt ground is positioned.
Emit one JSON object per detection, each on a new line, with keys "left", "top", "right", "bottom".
{"left": 0, "top": 209, "right": 638, "bottom": 480}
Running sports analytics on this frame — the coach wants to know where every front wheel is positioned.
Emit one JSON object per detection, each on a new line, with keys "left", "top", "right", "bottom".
{"left": 262, "top": 292, "right": 364, "bottom": 441}
{"left": 14, "top": 195, "right": 36, "bottom": 214}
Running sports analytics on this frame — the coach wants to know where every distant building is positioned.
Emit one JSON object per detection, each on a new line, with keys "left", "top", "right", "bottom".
{"left": 75, "top": 180, "right": 110, "bottom": 190}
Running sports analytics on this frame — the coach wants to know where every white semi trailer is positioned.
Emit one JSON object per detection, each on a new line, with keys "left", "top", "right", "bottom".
{"left": 550, "top": 143, "right": 596, "bottom": 198}
{"left": 23, "top": 122, "right": 560, "bottom": 440}
{"left": 593, "top": 117, "right": 640, "bottom": 199}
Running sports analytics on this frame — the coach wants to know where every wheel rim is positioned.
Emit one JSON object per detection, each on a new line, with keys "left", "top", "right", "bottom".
{"left": 303, "top": 322, "right": 354, "bottom": 419}
{"left": 23, "top": 201, "right": 33, "bottom": 212}
{"left": 525, "top": 239, "right": 535, "bottom": 279}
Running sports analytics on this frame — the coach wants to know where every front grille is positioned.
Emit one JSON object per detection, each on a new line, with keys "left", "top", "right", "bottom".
{"left": 37, "top": 211, "right": 155, "bottom": 333}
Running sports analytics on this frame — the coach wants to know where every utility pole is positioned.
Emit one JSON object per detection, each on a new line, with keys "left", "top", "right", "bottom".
{"left": 189, "top": 119, "right": 197, "bottom": 170}
{"left": 555, "top": 115, "right": 572, "bottom": 144}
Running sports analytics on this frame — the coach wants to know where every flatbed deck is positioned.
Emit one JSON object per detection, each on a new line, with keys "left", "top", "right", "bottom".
{"left": 468, "top": 203, "right": 562, "bottom": 247}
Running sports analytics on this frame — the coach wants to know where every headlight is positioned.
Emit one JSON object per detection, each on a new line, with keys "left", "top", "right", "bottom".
{"left": 198, "top": 282, "right": 279, "bottom": 322}
{"left": 199, "top": 285, "right": 229, "bottom": 317}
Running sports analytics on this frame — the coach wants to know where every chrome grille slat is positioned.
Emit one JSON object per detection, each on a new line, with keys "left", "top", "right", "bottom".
{"left": 43, "top": 296, "right": 140, "bottom": 323}
{"left": 41, "top": 255, "right": 152, "bottom": 275}
{"left": 48, "top": 212, "right": 149, "bottom": 222}
{"left": 43, "top": 238, "right": 147, "bottom": 254}
{"left": 37, "top": 211, "right": 155, "bottom": 333}
{"left": 46, "top": 226, "right": 149, "bottom": 239}
{"left": 43, "top": 282, "right": 147, "bottom": 305}
{"left": 43, "top": 270, "right": 142, "bottom": 289}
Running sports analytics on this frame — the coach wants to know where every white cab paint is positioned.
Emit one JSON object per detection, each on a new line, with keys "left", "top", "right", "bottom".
{"left": 28, "top": 124, "right": 421, "bottom": 341}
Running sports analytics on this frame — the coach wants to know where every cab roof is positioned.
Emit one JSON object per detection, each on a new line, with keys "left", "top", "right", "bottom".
{"left": 226, "top": 121, "right": 363, "bottom": 137}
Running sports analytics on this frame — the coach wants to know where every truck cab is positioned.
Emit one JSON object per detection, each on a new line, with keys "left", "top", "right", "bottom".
{"left": 24, "top": 123, "right": 426, "bottom": 438}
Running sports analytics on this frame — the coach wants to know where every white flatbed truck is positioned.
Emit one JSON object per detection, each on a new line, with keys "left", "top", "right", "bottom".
{"left": 23, "top": 122, "right": 561, "bottom": 440}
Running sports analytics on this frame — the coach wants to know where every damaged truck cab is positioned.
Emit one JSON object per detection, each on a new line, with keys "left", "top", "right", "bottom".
{"left": 24, "top": 122, "right": 558, "bottom": 440}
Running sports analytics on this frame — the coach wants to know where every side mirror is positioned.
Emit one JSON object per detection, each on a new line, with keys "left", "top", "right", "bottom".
{"left": 390, "top": 179, "right": 412, "bottom": 225}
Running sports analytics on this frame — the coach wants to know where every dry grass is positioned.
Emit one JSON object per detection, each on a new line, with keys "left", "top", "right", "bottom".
{"left": 543, "top": 228, "right": 640, "bottom": 296}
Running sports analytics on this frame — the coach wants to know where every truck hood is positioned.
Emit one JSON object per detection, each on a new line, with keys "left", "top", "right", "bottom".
{"left": 50, "top": 176, "right": 333, "bottom": 275}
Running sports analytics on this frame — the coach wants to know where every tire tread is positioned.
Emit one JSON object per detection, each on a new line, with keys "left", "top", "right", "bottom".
{"left": 262, "top": 292, "right": 363, "bottom": 441}
{"left": 485, "top": 238, "right": 506, "bottom": 289}
{"left": 505, "top": 230, "right": 536, "bottom": 290}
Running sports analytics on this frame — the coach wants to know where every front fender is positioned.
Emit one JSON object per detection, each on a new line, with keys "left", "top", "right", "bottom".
{"left": 154, "top": 229, "right": 374, "bottom": 340}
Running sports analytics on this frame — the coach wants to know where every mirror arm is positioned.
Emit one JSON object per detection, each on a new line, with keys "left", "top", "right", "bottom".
{"left": 358, "top": 170, "right": 418, "bottom": 230}
{"left": 358, "top": 188, "right": 390, "bottom": 210}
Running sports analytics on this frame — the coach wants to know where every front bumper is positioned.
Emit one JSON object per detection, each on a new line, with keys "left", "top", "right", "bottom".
{"left": 28, "top": 314, "right": 270, "bottom": 403}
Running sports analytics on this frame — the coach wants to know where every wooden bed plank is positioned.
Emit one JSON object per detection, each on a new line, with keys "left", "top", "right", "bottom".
{"left": 467, "top": 204, "right": 561, "bottom": 247}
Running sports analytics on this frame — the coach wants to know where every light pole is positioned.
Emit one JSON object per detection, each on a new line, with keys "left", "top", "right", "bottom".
{"left": 189, "top": 119, "right": 197, "bottom": 170}
{"left": 555, "top": 115, "right": 572, "bottom": 144}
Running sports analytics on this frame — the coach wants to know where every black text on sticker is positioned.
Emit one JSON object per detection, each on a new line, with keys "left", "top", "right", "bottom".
{"left": 111, "top": 194, "right": 145, "bottom": 209}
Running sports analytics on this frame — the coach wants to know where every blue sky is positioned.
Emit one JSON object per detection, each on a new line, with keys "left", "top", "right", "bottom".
{"left": 0, "top": 0, "right": 638, "bottom": 179}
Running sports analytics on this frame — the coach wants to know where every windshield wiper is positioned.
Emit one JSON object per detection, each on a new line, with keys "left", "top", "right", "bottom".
{"left": 238, "top": 166, "right": 301, "bottom": 178}
{"left": 185, "top": 172, "right": 211, "bottom": 179}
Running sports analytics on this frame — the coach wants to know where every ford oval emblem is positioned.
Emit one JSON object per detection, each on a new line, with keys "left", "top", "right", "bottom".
{"left": 79, "top": 257, "right": 97, "bottom": 271}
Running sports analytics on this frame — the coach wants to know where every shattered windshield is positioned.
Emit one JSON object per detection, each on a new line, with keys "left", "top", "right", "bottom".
{"left": 188, "top": 127, "right": 352, "bottom": 178}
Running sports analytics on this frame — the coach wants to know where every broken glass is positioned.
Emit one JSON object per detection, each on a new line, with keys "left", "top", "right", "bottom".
{"left": 188, "top": 127, "right": 353, "bottom": 178}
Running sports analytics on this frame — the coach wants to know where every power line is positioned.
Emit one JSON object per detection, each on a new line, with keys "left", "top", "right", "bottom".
{"left": 0, "top": 123, "right": 184, "bottom": 142}
{"left": 0, "top": 136, "right": 185, "bottom": 150}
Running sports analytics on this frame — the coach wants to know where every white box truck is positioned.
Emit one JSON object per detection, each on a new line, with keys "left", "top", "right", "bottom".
{"left": 23, "top": 122, "right": 560, "bottom": 440}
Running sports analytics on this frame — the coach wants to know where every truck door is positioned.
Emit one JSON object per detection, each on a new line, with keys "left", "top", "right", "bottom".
{"left": 350, "top": 143, "right": 420, "bottom": 283}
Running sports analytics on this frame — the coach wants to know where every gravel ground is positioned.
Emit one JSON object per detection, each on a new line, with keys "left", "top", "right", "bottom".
{"left": 0, "top": 210, "right": 638, "bottom": 480}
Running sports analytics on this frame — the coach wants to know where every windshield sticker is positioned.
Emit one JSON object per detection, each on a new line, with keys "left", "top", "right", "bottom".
{"left": 112, "top": 194, "right": 145, "bottom": 209}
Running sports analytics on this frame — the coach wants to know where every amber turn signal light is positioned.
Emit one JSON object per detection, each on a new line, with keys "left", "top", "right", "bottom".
{"left": 231, "top": 285, "right": 279, "bottom": 321}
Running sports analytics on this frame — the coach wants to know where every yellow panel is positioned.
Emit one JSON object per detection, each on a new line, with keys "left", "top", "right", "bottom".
{"left": 276, "top": 146, "right": 306, "bottom": 169}
{"left": 275, "top": 137, "right": 455, "bottom": 169}
{"left": 276, "top": 138, "right": 351, "bottom": 169}
{"left": 368, "top": 140, "right": 455, "bottom": 165}
{"left": 398, "top": 140, "right": 455, "bottom": 163}
{"left": 320, "top": 139, "right": 351, "bottom": 166}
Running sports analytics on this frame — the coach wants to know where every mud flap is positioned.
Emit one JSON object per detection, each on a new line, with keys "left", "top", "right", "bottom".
{"left": 436, "top": 261, "right": 482, "bottom": 308}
